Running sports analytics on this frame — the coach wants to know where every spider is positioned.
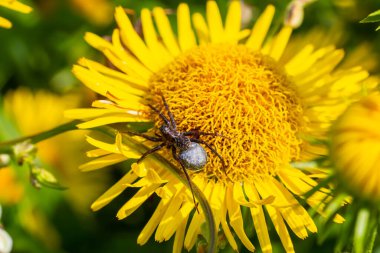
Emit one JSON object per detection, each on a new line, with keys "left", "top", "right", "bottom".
{"left": 125, "top": 95, "right": 226, "bottom": 208}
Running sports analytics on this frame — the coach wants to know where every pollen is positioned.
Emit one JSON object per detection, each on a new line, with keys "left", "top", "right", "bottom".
{"left": 149, "top": 44, "right": 304, "bottom": 182}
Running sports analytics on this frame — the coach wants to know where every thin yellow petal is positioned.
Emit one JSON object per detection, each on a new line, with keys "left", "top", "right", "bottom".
{"left": 269, "top": 26, "right": 293, "bottom": 61}
{"left": 227, "top": 185, "right": 255, "bottom": 251}
{"left": 155, "top": 186, "right": 185, "bottom": 241}
{"left": 86, "top": 148, "right": 111, "bottom": 158}
{"left": 206, "top": 0, "right": 224, "bottom": 43}
{"left": 245, "top": 183, "right": 272, "bottom": 253}
{"left": 184, "top": 178, "right": 210, "bottom": 250}
{"left": 296, "top": 49, "right": 344, "bottom": 88}
{"left": 246, "top": 5, "right": 275, "bottom": 50}
{"left": 0, "top": 1, "right": 32, "bottom": 13}
{"left": 152, "top": 7, "right": 181, "bottom": 56}
{"left": 84, "top": 32, "right": 113, "bottom": 51}
{"left": 138, "top": 199, "right": 171, "bottom": 245}
{"left": 177, "top": 3, "right": 196, "bottom": 51}
{"left": 117, "top": 184, "right": 161, "bottom": 220}
{"left": 91, "top": 169, "right": 138, "bottom": 211}
{"left": 173, "top": 216, "right": 189, "bottom": 253}
{"left": 141, "top": 8, "right": 173, "bottom": 67}
{"left": 0, "top": 17, "right": 12, "bottom": 28}
{"left": 285, "top": 44, "right": 315, "bottom": 76}
{"left": 79, "top": 153, "right": 127, "bottom": 171}
{"left": 271, "top": 179, "right": 316, "bottom": 237}
{"left": 219, "top": 184, "right": 238, "bottom": 251}
{"left": 76, "top": 115, "right": 149, "bottom": 129}
{"left": 78, "top": 57, "right": 149, "bottom": 90}
{"left": 65, "top": 108, "right": 121, "bottom": 119}
{"left": 209, "top": 181, "right": 225, "bottom": 229}
{"left": 115, "top": 7, "right": 159, "bottom": 72}
{"left": 192, "top": 13, "right": 209, "bottom": 44}
{"left": 266, "top": 206, "right": 295, "bottom": 253}
{"left": 225, "top": 0, "right": 241, "bottom": 43}
{"left": 103, "top": 48, "right": 150, "bottom": 81}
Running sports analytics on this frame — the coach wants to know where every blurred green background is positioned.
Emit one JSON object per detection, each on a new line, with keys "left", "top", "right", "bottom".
{"left": 1, "top": 0, "right": 380, "bottom": 252}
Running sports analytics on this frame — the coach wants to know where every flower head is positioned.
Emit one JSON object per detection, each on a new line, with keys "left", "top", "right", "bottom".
{"left": 330, "top": 93, "right": 380, "bottom": 202}
{"left": 0, "top": 0, "right": 32, "bottom": 28}
{"left": 66, "top": 1, "right": 376, "bottom": 252}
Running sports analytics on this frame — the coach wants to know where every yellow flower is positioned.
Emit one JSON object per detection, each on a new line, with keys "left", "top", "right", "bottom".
{"left": 70, "top": 0, "right": 113, "bottom": 26}
{"left": 66, "top": 1, "right": 377, "bottom": 252}
{"left": 0, "top": 167, "right": 23, "bottom": 204}
{"left": 3, "top": 88, "right": 108, "bottom": 214}
{"left": 0, "top": 0, "right": 32, "bottom": 28}
{"left": 331, "top": 93, "right": 380, "bottom": 202}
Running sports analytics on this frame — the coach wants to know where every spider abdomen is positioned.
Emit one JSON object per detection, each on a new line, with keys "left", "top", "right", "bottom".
{"left": 178, "top": 143, "right": 208, "bottom": 171}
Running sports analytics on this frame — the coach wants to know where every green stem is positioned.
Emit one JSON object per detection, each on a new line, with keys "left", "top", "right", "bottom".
{"left": 0, "top": 120, "right": 80, "bottom": 152}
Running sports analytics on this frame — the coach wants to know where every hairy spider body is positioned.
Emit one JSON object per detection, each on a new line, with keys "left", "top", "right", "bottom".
{"left": 178, "top": 143, "right": 208, "bottom": 171}
{"left": 159, "top": 125, "right": 207, "bottom": 170}
{"left": 124, "top": 95, "right": 226, "bottom": 208}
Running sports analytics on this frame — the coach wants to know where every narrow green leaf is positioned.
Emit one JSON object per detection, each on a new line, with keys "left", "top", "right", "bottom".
{"left": 360, "top": 9, "right": 380, "bottom": 23}
{"left": 353, "top": 208, "right": 371, "bottom": 253}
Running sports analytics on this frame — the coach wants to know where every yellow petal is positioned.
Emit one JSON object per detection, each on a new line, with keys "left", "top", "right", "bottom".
{"left": 91, "top": 169, "right": 138, "bottom": 211}
{"left": 86, "top": 148, "right": 110, "bottom": 158}
{"left": 246, "top": 5, "right": 275, "bottom": 50}
{"left": 173, "top": 215, "right": 189, "bottom": 253}
{"left": 141, "top": 8, "right": 173, "bottom": 67}
{"left": 209, "top": 181, "right": 225, "bottom": 229}
{"left": 76, "top": 115, "right": 149, "bottom": 129}
{"left": 78, "top": 57, "right": 149, "bottom": 90}
{"left": 117, "top": 183, "right": 161, "bottom": 220}
{"left": 269, "top": 26, "right": 293, "bottom": 61}
{"left": 245, "top": 183, "right": 272, "bottom": 253}
{"left": 79, "top": 153, "right": 128, "bottom": 171}
{"left": 152, "top": 7, "right": 181, "bottom": 56}
{"left": 192, "top": 13, "right": 209, "bottom": 44}
{"left": 0, "top": 0, "right": 32, "bottom": 13}
{"left": 138, "top": 198, "right": 171, "bottom": 245}
{"left": 206, "top": 0, "right": 224, "bottom": 43}
{"left": 177, "top": 3, "right": 196, "bottom": 52}
{"left": 0, "top": 17, "right": 12, "bottom": 28}
{"left": 115, "top": 7, "right": 159, "bottom": 72}
{"left": 226, "top": 185, "right": 255, "bottom": 252}
{"left": 219, "top": 184, "right": 238, "bottom": 251}
{"left": 266, "top": 206, "right": 295, "bottom": 253}
{"left": 84, "top": 32, "right": 113, "bottom": 51}
{"left": 155, "top": 186, "right": 186, "bottom": 241}
{"left": 184, "top": 178, "right": 210, "bottom": 250}
{"left": 224, "top": 0, "right": 241, "bottom": 43}
{"left": 285, "top": 44, "right": 315, "bottom": 76}
{"left": 101, "top": 49, "right": 144, "bottom": 79}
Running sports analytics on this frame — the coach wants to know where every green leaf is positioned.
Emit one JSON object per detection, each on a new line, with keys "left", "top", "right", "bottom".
{"left": 360, "top": 9, "right": 380, "bottom": 23}
{"left": 353, "top": 208, "right": 371, "bottom": 253}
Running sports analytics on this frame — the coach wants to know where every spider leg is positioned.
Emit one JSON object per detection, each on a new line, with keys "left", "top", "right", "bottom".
{"left": 148, "top": 104, "right": 171, "bottom": 127}
{"left": 137, "top": 143, "right": 165, "bottom": 163}
{"left": 161, "top": 95, "right": 177, "bottom": 130}
{"left": 190, "top": 138, "right": 227, "bottom": 172}
{"left": 124, "top": 131, "right": 163, "bottom": 142}
{"left": 171, "top": 146, "right": 199, "bottom": 213}
{"left": 183, "top": 130, "right": 222, "bottom": 139}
